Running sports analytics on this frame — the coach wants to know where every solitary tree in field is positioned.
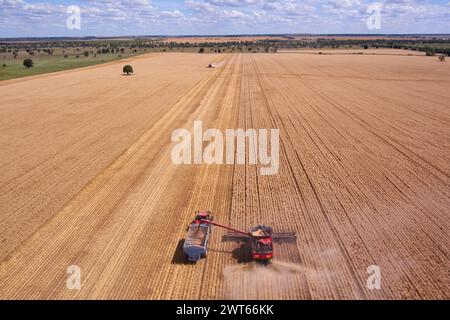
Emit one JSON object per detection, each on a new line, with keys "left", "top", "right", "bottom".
{"left": 23, "top": 58, "right": 33, "bottom": 68}
{"left": 123, "top": 65, "right": 133, "bottom": 75}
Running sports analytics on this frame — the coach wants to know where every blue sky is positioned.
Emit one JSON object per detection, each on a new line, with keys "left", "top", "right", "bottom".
{"left": 1, "top": 0, "right": 449, "bottom": 37}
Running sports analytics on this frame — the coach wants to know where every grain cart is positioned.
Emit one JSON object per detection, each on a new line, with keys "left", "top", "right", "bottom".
{"left": 183, "top": 212, "right": 213, "bottom": 262}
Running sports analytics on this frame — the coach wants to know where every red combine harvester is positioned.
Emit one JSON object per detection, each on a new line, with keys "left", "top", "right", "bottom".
{"left": 183, "top": 211, "right": 296, "bottom": 263}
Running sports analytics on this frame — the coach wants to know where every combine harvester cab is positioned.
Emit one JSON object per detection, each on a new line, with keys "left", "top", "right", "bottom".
{"left": 249, "top": 225, "right": 274, "bottom": 263}
{"left": 183, "top": 212, "right": 213, "bottom": 263}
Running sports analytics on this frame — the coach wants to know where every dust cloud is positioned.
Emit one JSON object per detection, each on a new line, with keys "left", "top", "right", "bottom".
{"left": 222, "top": 261, "right": 334, "bottom": 300}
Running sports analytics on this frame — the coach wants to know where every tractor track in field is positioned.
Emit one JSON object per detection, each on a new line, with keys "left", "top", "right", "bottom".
{"left": 250, "top": 55, "right": 367, "bottom": 299}
{"left": 0, "top": 51, "right": 448, "bottom": 299}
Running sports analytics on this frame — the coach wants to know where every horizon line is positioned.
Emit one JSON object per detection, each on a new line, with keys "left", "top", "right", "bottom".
{"left": 1, "top": 33, "right": 450, "bottom": 41}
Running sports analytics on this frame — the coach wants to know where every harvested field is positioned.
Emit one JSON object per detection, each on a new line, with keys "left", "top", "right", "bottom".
{"left": 0, "top": 52, "right": 449, "bottom": 299}
{"left": 162, "top": 36, "right": 287, "bottom": 43}
{"left": 278, "top": 48, "right": 426, "bottom": 56}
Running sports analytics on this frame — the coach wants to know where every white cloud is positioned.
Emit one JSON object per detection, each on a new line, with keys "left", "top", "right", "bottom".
{"left": 160, "top": 10, "right": 185, "bottom": 18}
{"left": 0, "top": 0, "right": 449, "bottom": 37}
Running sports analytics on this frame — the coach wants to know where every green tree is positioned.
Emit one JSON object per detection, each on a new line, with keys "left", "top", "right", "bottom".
{"left": 123, "top": 65, "right": 134, "bottom": 75}
{"left": 23, "top": 58, "right": 33, "bottom": 68}
{"left": 425, "top": 48, "right": 436, "bottom": 56}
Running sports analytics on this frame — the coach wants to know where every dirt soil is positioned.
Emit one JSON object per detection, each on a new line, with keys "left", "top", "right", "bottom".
{"left": 0, "top": 52, "right": 448, "bottom": 299}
